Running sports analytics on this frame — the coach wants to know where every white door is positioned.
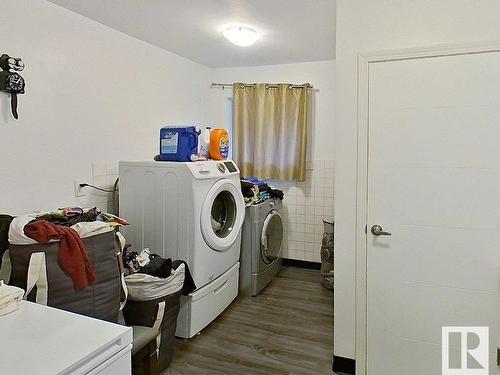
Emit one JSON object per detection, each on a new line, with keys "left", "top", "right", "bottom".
{"left": 367, "top": 51, "right": 500, "bottom": 375}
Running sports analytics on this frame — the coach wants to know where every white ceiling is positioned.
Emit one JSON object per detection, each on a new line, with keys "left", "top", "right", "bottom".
{"left": 48, "top": 0, "right": 336, "bottom": 68}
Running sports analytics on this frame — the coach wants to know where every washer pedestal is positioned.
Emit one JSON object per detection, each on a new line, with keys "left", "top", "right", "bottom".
{"left": 176, "top": 262, "right": 239, "bottom": 338}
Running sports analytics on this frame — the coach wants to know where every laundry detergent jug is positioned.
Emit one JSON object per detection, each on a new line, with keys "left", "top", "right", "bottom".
{"left": 159, "top": 126, "right": 201, "bottom": 162}
{"left": 196, "top": 127, "right": 211, "bottom": 160}
{"left": 209, "top": 128, "right": 229, "bottom": 160}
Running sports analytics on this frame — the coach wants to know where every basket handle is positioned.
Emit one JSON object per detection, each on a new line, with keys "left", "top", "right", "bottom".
{"left": 0, "top": 250, "right": 11, "bottom": 283}
{"left": 25, "top": 252, "right": 48, "bottom": 305}
{"left": 115, "top": 232, "right": 128, "bottom": 311}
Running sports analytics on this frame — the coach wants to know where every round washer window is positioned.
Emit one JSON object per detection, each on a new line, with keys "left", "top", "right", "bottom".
{"left": 211, "top": 191, "right": 237, "bottom": 238}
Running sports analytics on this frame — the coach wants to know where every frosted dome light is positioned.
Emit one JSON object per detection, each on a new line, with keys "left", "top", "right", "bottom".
{"left": 223, "top": 26, "right": 259, "bottom": 47}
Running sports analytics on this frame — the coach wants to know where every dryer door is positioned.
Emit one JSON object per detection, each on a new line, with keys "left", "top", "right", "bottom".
{"left": 201, "top": 179, "right": 245, "bottom": 251}
{"left": 260, "top": 210, "right": 284, "bottom": 264}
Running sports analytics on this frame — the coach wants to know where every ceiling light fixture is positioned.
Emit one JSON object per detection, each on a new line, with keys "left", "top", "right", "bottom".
{"left": 222, "top": 26, "right": 258, "bottom": 47}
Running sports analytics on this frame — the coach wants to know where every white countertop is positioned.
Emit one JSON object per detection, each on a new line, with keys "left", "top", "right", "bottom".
{"left": 0, "top": 301, "right": 132, "bottom": 374}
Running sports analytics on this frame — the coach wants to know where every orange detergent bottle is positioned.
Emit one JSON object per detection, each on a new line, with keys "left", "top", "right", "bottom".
{"left": 209, "top": 128, "right": 229, "bottom": 160}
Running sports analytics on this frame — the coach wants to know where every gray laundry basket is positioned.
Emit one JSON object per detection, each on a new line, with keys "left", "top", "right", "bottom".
{"left": 320, "top": 219, "right": 334, "bottom": 289}
{"left": 123, "top": 291, "right": 181, "bottom": 372}
{"left": 122, "top": 264, "right": 185, "bottom": 371}
{"left": 8, "top": 230, "right": 122, "bottom": 322}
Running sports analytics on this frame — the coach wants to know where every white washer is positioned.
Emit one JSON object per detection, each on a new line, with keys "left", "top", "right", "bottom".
{"left": 119, "top": 160, "right": 245, "bottom": 338}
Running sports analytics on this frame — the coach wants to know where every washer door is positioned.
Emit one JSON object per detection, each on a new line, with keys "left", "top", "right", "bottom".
{"left": 260, "top": 210, "right": 284, "bottom": 264}
{"left": 201, "top": 179, "right": 245, "bottom": 251}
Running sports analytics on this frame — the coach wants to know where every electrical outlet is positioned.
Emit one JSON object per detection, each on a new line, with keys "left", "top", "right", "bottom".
{"left": 74, "top": 180, "right": 86, "bottom": 197}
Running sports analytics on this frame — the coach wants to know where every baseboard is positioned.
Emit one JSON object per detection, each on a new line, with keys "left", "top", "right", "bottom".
{"left": 282, "top": 258, "right": 321, "bottom": 270}
{"left": 332, "top": 355, "right": 355, "bottom": 374}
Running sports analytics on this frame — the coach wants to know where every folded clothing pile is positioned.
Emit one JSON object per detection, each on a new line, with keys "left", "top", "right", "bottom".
{"left": 123, "top": 247, "right": 196, "bottom": 296}
{"left": 240, "top": 177, "right": 284, "bottom": 207}
{"left": 9, "top": 207, "right": 128, "bottom": 290}
{"left": 0, "top": 281, "right": 24, "bottom": 316}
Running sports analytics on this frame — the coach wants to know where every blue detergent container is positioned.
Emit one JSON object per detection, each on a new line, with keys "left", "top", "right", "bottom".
{"left": 159, "top": 126, "right": 201, "bottom": 161}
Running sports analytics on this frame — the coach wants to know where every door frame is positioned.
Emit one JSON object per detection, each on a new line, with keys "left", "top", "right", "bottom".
{"left": 354, "top": 41, "right": 500, "bottom": 375}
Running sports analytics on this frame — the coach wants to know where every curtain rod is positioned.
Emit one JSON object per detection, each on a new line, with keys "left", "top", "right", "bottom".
{"left": 211, "top": 82, "right": 314, "bottom": 90}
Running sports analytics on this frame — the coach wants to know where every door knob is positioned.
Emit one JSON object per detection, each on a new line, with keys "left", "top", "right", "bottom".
{"left": 371, "top": 225, "right": 391, "bottom": 236}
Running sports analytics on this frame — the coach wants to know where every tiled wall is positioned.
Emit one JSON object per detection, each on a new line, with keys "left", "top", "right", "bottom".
{"left": 87, "top": 159, "right": 335, "bottom": 263}
{"left": 270, "top": 159, "right": 335, "bottom": 263}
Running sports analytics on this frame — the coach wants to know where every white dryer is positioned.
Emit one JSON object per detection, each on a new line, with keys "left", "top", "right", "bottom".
{"left": 119, "top": 160, "right": 245, "bottom": 338}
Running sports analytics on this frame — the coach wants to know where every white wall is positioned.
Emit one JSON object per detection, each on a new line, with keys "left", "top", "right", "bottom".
{"left": 0, "top": 0, "right": 211, "bottom": 214}
{"left": 210, "top": 61, "right": 336, "bottom": 262}
{"left": 334, "top": 0, "right": 500, "bottom": 359}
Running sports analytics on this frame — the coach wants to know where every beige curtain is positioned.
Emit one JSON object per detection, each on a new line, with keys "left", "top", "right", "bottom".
{"left": 233, "top": 83, "right": 309, "bottom": 181}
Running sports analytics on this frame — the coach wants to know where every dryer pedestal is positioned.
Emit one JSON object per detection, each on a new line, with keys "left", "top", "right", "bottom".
{"left": 251, "top": 257, "right": 282, "bottom": 296}
{"left": 175, "top": 262, "right": 239, "bottom": 338}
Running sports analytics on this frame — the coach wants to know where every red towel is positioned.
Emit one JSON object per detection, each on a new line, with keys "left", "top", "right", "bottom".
{"left": 24, "top": 220, "right": 96, "bottom": 289}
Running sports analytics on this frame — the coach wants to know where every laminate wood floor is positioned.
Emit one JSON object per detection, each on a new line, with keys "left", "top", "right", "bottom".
{"left": 163, "top": 266, "right": 334, "bottom": 375}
